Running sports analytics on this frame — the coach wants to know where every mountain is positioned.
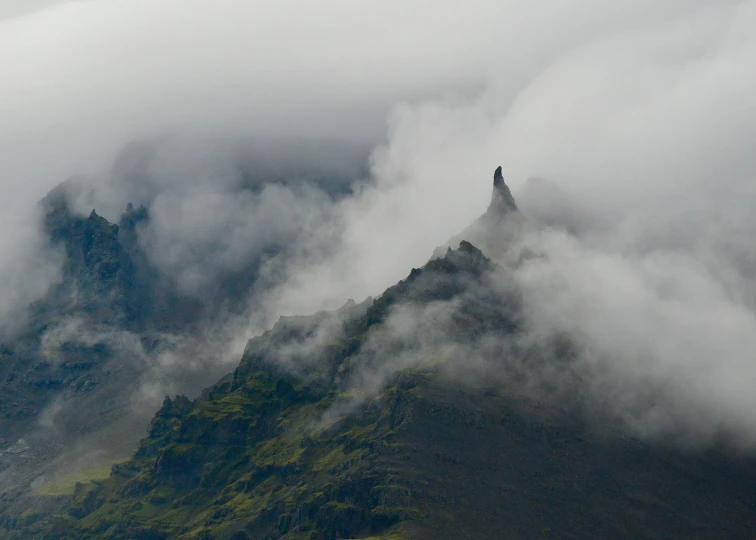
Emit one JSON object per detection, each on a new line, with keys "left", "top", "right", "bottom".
{"left": 5, "top": 168, "right": 756, "bottom": 539}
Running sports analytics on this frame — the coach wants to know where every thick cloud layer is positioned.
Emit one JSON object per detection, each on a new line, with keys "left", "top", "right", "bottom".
{"left": 1, "top": 0, "right": 756, "bottom": 447}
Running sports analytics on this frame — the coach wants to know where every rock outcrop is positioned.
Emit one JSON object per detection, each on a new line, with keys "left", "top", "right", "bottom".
{"left": 488, "top": 165, "right": 518, "bottom": 216}
{"left": 37, "top": 187, "right": 138, "bottom": 326}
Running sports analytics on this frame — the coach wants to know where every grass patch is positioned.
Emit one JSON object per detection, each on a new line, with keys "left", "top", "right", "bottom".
{"left": 34, "top": 459, "right": 127, "bottom": 497}
{"left": 356, "top": 531, "right": 407, "bottom": 540}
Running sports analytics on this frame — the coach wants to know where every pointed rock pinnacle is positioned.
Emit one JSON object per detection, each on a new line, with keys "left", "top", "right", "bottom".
{"left": 488, "top": 166, "right": 517, "bottom": 215}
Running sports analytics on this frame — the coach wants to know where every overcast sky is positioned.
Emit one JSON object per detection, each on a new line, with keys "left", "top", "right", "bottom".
{"left": 5, "top": 1, "right": 748, "bottom": 205}
{"left": 0, "top": 0, "right": 68, "bottom": 21}
{"left": 2, "top": 0, "right": 755, "bottom": 315}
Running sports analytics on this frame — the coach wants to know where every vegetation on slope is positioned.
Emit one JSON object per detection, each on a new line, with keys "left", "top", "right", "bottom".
{"left": 34, "top": 459, "right": 128, "bottom": 497}
{"left": 9, "top": 242, "right": 756, "bottom": 539}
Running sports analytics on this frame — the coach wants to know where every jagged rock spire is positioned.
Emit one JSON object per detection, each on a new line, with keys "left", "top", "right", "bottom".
{"left": 488, "top": 166, "right": 517, "bottom": 215}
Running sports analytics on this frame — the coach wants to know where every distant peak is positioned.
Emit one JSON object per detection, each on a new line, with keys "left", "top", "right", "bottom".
{"left": 488, "top": 166, "right": 517, "bottom": 215}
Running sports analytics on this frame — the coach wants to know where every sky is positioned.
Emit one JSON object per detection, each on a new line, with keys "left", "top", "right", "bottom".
{"left": 0, "top": 0, "right": 68, "bottom": 21}
{"left": 2, "top": 0, "right": 756, "bottom": 446}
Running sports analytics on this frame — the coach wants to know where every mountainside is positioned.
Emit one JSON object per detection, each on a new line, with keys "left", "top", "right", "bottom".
{"left": 4, "top": 169, "right": 756, "bottom": 539}
{"left": 9, "top": 240, "right": 756, "bottom": 539}
{"left": 0, "top": 145, "right": 364, "bottom": 532}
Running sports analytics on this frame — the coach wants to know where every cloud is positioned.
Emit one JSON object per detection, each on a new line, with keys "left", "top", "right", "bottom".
{"left": 1, "top": 0, "right": 732, "bottom": 203}
{"left": 0, "top": 209, "right": 62, "bottom": 338}
{"left": 242, "top": 2, "right": 756, "bottom": 449}
{"left": 3, "top": 0, "right": 752, "bottom": 321}
{"left": 1, "top": 0, "right": 755, "bottom": 450}
{"left": 0, "top": 0, "right": 71, "bottom": 22}
{"left": 509, "top": 228, "right": 756, "bottom": 446}
{"left": 259, "top": 1, "right": 756, "bottom": 320}
{"left": 303, "top": 229, "right": 756, "bottom": 448}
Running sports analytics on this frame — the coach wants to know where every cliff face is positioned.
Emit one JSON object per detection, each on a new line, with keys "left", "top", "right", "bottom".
{"left": 41, "top": 206, "right": 136, "bottom": 325}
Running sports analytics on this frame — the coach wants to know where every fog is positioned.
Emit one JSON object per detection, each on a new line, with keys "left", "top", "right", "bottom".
{"left": 1, "top": 0, "right": 756, "bottom": 448}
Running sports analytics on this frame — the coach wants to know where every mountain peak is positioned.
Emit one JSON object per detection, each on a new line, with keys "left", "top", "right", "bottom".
{"left": 488, "top": 165, "right": 517, "bottom": 215}
{"left": 432, "top": 166, "right": 523, "bottom": 260}
{"left": 493, "top": 165, "right": 504, "bottom": 187}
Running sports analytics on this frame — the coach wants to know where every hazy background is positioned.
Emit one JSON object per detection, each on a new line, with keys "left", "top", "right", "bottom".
{"left": 2, "top": 0, "right": 756, "bottom": 447}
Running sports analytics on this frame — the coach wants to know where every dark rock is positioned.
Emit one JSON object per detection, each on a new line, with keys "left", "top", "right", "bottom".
{"left": 488, "top": 165, "right": 518, "bottom": 215}
{"left": 36, "top": 191, "right": 138, "bottom": 326}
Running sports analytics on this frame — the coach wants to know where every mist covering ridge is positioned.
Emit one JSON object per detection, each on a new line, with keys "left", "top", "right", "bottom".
{"left": 1, "top": 0, "right": 756, "bottom": 535}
